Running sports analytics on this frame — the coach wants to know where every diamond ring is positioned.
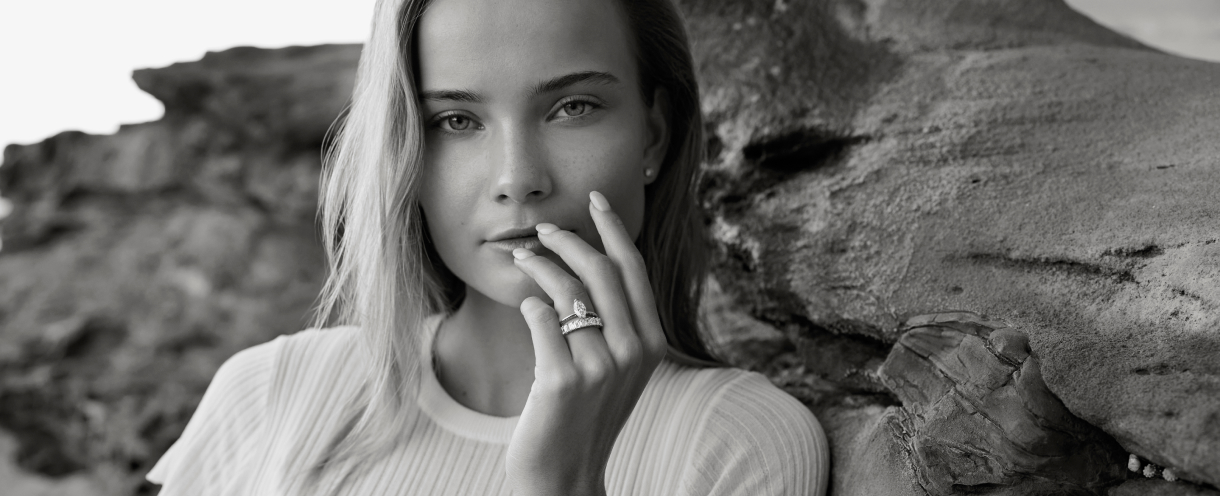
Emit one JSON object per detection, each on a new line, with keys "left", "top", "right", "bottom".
{"left": 559, "top": 298, "right": 598, "bottom": 324}
{"left": 561, "top": 316, "right": 604, "bottom": 335}
{"left": 559, "top": 298, "right": 603, "bottom": 335}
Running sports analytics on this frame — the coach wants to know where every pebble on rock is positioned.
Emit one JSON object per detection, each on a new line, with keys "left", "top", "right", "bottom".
{"left": 1144, "top": 464, "right": 1159, "bottom": 478}
{"left": 1128, "top": 454, "right": 1141, "bottom": 472}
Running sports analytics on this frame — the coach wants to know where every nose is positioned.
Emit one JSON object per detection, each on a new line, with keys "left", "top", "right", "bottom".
{"left": 491, "top": 124, "right": 552, "bottom": 204}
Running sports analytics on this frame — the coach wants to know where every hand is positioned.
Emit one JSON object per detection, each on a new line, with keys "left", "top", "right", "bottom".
{"left": 504, "top": 191, "right": 669, "bottom": 496}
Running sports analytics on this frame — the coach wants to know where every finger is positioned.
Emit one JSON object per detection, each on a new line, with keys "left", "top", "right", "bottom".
{"left": 533, "top": 223, "right": 640, "bottom": 365}
{"left": 513, "top": 247, "right": 616, "bottom": 367}
{"left": 588, "top": 191, "right": 666, "bottom": 356}
{"left": 519, "top": 295, "right": 572, "bottom": 370}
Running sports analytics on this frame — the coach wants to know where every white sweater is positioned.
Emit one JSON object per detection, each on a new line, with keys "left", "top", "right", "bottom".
{"left": 147, "top": 317, "right": 829, "bottom": 495}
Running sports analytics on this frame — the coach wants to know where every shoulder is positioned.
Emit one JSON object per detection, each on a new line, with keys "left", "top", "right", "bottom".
{"left": 647, "top": 361, "right": 821, "bottom": 432}
{"left": 146, "top": 327, "right": 364, "bottom": 491}
{"left": 260, "top": 326, "right": 365, "bottom": 399}
{"left": 652, "top": 362, "right": 830, "bottom": 496}
{"left": 204, "top": 326, "right": 362, "bottom": 387}
{"left": 264, "top": 325, "right": 362, "bottom": 368}
{"left": 204, "top": 326, "right": 365, "bottom": 411}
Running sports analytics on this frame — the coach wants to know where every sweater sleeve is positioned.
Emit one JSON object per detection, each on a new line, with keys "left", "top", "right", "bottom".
{"left": 146, "top": 338, "right": 279, "bottom": 495}
{"left": 679, "top": 371, "right": 830, "bottom": 496}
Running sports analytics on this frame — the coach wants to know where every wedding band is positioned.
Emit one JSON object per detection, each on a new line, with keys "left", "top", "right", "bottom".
{"left": 561, "top": 316, "right": 604, "bottom": 335}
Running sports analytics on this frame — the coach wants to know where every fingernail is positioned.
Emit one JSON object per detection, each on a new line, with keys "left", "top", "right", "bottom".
{"left": 589, "top": 191, "right": 611, "bottom": 212}
{"left": 536, "top": 223, "right": 559, "bottom": 234}
{"left": 513, "top": 248, "right": 535, "bottom": 260}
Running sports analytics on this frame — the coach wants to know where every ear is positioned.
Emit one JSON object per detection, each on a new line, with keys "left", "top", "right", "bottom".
{"left": 641, "top": 87, "right": 670, "bottom": 185}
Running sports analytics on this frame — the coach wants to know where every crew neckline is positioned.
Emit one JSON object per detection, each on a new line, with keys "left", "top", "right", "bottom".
{"left": 417, "top": 314, "right": 520, "bottom": 444}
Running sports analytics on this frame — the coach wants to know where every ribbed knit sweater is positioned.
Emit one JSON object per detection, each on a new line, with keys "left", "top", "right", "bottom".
{"left": 147, "top": 317, "right": 829, "bottom": 495}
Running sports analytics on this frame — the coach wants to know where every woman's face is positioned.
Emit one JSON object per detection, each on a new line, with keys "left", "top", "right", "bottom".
{"left": 416, "top": 0, "right": 668, "bottom": 307}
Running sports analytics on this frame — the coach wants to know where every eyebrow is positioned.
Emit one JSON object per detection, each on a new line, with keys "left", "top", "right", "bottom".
{"left": 530, "top": 71, "right": 621, "bottom": 95}
{"left": 418, "top": 71, "right": 621, "bottom": 103}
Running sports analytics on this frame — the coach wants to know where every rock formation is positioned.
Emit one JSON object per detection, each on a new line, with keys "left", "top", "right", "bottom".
{"left": 687, "top": 0, "right": 1220, "bottom": 493}
{"left": 0, "top": 45, "right": 358, "bottom": 494}
{"left": 879, "top": 313, "right": 1127, "bottom": 494}
{"left": 1, "top": 1, "right": 1217, "bottom": 495}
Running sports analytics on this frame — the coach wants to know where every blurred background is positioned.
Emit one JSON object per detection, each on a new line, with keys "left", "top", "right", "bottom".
{"left": 0, "top": 0, "right": 1219, "bottom": 151}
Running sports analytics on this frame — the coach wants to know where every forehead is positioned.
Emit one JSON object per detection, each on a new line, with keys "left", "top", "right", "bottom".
{"left": 416, "top": 0, "right": 637, "bottom": 93}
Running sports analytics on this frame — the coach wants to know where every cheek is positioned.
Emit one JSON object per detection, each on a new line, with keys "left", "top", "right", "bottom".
{"left": 550, "top": 120, "right": 648, "bottom": 241}
{"left": 419, "top": 148, "right": 481, "bottom": 253}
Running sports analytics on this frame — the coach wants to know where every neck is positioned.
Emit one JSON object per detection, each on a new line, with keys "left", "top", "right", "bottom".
{"left": 433, "top": 287, "right": 537, "bottom": 417}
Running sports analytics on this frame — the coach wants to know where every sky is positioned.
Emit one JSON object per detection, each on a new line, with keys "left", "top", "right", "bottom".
{"left": 0, "top": 0, "right": 378, "bottom": 150}
{"left": 0, "top": 0, "right": 1218, "bottom": 151}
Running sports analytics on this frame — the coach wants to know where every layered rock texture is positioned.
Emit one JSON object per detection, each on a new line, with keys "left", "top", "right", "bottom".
{"left": 0, "top": 45, "right": 358, "bottom": 494}
{"left": 1, "top": 1, "right": 1217, "bottom": 495}
{"left": 688, "top": 0, "right": 1219, "bottom": 493}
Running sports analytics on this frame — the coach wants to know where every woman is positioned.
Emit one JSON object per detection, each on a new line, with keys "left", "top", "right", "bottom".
{"left": 148, "top": 0, "right": 829, "bottom": 493}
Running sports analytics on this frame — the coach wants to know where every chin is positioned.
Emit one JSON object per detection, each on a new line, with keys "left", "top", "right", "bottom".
{"left": 472, "top": 268, "right": 551, "bottom": 309}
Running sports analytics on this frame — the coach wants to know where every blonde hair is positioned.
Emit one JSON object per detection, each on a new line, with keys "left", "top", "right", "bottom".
{"left": 304, "top": 0, "right": 717, "bottom": 486}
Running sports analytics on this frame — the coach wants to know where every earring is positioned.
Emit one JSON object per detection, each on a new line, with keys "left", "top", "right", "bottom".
{"left": 644, "top": 168, "right": 655, "bottom": 178}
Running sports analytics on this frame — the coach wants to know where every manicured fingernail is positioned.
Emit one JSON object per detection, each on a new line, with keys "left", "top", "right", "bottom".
{"left": 536, "top": 223, "right": 559, "bottom": 234}
{"left": 589, "top": 191, "right": 611, "bottom": 212}
{"left": 513, "top": 248, "right": 535, "bottom": 260}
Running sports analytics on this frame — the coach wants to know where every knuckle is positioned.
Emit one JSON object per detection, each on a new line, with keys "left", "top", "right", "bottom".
{"left": 591, "top": 255, "right": 618, "bottom": 278}
{"left": 616, "top": 340, "right": 643, "bottom": 364}
{"left": 541, "top": 367, "right": 580, "bottom": 393}
{"left": 582, "top": 357, "right": 615, "bottom": 381}
{"left": 556, "top": 230, "right": 581, "bottom": 243}
{"left": 560, "top": 277, "right": 587, "bottom": 299}
{"left": 523, "top": 302, "right": 558, "bottom": 326}
{"left": 624, "top": 249, "right": 647, "bottom": 272}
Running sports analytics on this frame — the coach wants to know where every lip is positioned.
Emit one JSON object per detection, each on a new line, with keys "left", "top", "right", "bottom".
{"left": 484, "top": 225, "right": 574, "bottom": 252}
{"left": 487, "top": 226, "right": 542, "bottom": 242}
{"left": 485, "top": 234, "right": 544, "bottom": 252}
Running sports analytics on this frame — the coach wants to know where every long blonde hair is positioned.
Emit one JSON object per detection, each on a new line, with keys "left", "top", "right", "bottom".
{"left": 306, "top": 0, "right": 716, "bottom": 485}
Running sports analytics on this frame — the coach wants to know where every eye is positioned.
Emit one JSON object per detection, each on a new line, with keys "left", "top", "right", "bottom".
{"left": 443, "top": 115, "right": 473, "bottom": 131}
{"left": 559, "top": 101, "right": 592, "bottom": 117}
{"left": 429, "top": 111, "right": 482, "bottom": 134}
{"left": 551, "top": 96, "right": 603, "bottom": 121}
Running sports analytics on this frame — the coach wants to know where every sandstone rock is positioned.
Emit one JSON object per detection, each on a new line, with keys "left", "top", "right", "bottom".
{"left": 822, "top": 405, "right": 926, "bottom": 496}
{"left": 0, "top": 429, "right": 94, "bottom": 496}
{"left": 131, "top": 44, "right": 359, "bottom": 145}
{"left": 689, "top": 0, "right": 1220, "bottom": 489}
{"left": 0, "top": 45, "right": 346, "bottom": 493}
{"left": 879, "top": 312, "right": 1127, "bottom": 494}
{"left": 1108, "top": 479, "right": 1220, "bottom": 496}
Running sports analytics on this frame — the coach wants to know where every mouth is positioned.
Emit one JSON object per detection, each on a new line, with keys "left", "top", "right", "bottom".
{"left": 485, "top": 226, "right": 573, "bottom": 252}
{"left": 487, "top": 226, "right": 541, "bottom": 242}
{"left": 484, "top": 234, "right": 544, "bottom": 252}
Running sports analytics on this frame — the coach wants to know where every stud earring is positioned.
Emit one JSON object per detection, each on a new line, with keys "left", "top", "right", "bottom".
{"left": 644, "top": 168, "right": 655, "bottom": 178}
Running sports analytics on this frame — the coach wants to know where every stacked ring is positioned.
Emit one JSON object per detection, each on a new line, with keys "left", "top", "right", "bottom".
{"left": 561, "top": 316, "right": 604, "bottom": 335}
{"left": 560, "top": 298, "right": 604, "bottom": 335}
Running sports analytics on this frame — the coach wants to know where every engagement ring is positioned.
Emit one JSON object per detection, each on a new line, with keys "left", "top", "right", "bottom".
{"left": 560, "top": 298, "right": 603, "bottom": 335}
